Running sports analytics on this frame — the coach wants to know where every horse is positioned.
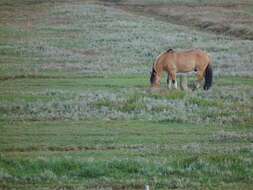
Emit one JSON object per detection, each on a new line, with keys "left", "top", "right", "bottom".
{"left": 150, "top": 49, "right": 213, "bottom": 90}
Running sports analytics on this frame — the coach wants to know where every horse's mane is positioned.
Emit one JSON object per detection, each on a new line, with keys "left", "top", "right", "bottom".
{"left": 166, "top": 49, "right": 174, "bottom": 53}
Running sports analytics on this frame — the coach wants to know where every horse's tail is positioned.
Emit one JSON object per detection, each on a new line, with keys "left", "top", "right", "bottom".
{"left": 203, "top": 63, "right": 213, "bottom": 90}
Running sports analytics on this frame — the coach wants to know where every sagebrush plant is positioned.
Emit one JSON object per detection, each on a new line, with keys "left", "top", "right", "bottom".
{"left": 1, "top": 85, "right": 252, "bottom": 125}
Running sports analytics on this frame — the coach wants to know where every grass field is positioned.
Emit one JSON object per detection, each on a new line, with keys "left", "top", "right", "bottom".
{"left": 106, "top": 0, "right": 253, "bottom": 40}
{"left": 0, "top": 0, "right": 253, "bottom": 189}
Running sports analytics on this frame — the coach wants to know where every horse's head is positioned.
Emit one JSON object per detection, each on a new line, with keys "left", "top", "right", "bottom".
{"left": 150, "top": 67, "right": 160, "bottom": 87}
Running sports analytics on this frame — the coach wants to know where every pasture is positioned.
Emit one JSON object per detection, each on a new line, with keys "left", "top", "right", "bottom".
{"left": 0, "top": 0, "right": 253, "bottom": 189}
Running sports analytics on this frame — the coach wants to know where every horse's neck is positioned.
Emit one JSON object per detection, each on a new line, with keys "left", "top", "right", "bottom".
{"left": 154, "top": 62, "right": 164, "bottom": 77}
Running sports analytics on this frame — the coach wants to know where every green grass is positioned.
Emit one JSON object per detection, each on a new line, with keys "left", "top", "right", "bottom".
{"left": 1, "top": 120, "right": 253, "bottom": 189}
{"left": 0, "top": 0, "right": 253, "bottom": 189}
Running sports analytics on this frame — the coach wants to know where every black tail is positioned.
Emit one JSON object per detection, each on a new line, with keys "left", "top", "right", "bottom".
{"left": 203, "top": 64, "right": 213, "bottom": 90}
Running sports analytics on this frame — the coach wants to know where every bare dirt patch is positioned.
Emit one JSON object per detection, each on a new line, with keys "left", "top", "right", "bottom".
{"left": 3, "top": 145, "right": 145, "bottom": 153}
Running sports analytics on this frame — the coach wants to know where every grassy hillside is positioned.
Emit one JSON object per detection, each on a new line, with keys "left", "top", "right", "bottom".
{"left": 106, "top": 0, "right": 253, "bottom": 40}
{"left": 0, "top": 0, "right": 253, "bottom": 77}
{"left": 0, "top": 0, "right": 253, "bottom": 189}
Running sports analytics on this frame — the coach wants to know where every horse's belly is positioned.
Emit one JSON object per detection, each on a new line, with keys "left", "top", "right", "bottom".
{"left": 176, "top": 63, "right": 195, "bottom": 73}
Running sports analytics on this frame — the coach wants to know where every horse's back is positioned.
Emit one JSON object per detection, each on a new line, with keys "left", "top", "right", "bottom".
{"left": 155, "top": 49, "right": 210, "bottom": 73}
{"left": 174, "top": 49, "right": 210, "bottom": 73}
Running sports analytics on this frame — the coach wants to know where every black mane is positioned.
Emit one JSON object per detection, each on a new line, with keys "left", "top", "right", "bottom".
{"left": 166, "top": 48, "right": 174, "bottom": 53}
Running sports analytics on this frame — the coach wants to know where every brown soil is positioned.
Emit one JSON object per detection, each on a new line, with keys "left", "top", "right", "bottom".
{"left": 3, "top": 144, "right": 145, "bottom": 153}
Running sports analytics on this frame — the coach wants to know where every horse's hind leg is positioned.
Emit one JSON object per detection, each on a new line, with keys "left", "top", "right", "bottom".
{"left": 180, "top": 75, "right": 188, "bottom": 91}
{"left": 196, "top": 71, "right": 204, "bottom": 89}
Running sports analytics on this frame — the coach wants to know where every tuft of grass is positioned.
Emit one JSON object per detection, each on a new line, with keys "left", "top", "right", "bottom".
{"left": 150, "top": 90, "right": 186, "bottom": 100}
{"left": 210, "top": 131, "right": 253, "bottom": 143}
{"left": 188, "top": 97, "right": 224, "bottom": 108}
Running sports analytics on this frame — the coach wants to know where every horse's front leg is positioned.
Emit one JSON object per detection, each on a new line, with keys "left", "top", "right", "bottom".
{"left": 167, "top": 74, "right": 172, "bottom": 89}
{"left": 171, "top": 71, "right": 177, "bottom": 89}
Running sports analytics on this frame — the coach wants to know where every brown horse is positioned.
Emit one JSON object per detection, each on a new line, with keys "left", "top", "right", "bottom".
{"left": 150, "top": 49, "right": 213, "bottom": 90}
